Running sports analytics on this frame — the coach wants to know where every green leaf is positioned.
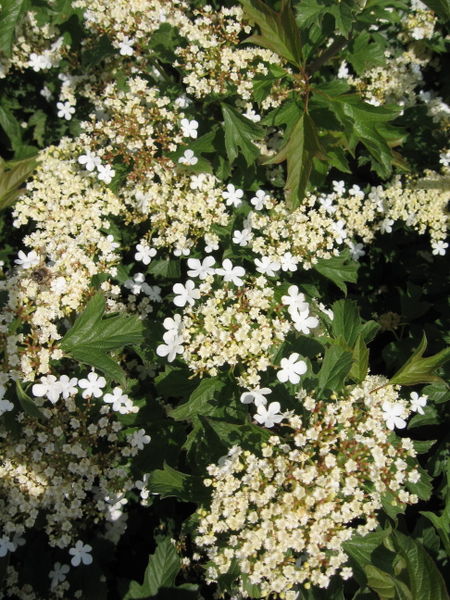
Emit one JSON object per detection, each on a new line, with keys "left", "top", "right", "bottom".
{"left": 0, "top": 0, "right": 26, "bottom": 58}
{"left": 263, "top": 112, "right": 325, "bottom": 209}
{"left": 343, "top": 529, "right": 391, "bottom": 585}
{"left": 240, "top": 0, "right": 303, "bottom": 67}
{"left": 0, "top": 155, "right": 37, "bottom": 211}
{"left": 364, "top": 565, "right": 397, "bottom": 599}
{"left": 169, "top": 378, "right": 225, "bottom": 421}
{"left": 391, "top": 531, "right": 450, "bottom": 600}
{"left": 350, "top": 334, "right": 369, "bottom": 383}
{"left": 0, "top": 104, "right": 22, "bottom": 152}
{"left": 125, "top": 537, "right": 180, "bottom": 599}
{"left": 221, "top": 103, "right": 263, "bottom": 166}
{"left": 331, "top": 299, "right": 361, "bottom": 347}
{"left": 389, "top": 334, "right": 450, "bottom": 386}
{"left": 421, "top": 460, "right": 450, "bottom": 556}
{"left": 148, "top": 463, "right": 208, "bottom": 503}
{"left": 348, "top": 31, "right": 386, "bottom": 75}
{"left": 60, "top": 293, "right": 144, "bottom": 384}
{"left": 318, "top": 346, "right": 353, "bottom": 392}
{"left": 15, "top": 381, "right": 47, "bottom": 421}
{"left": 314, "top": 249, "right": 359, "bottom": 293}
{"left": 420, "top": 0, "right": 450, "bottom": 22}
{"left": 147, "top": 259, "right": 180, "bottom": 279}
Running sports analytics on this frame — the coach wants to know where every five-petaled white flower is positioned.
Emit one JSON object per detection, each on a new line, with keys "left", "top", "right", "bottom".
{"left": 332, "top": 180, "right": 346, "bottom": 195}
{"left": 232, "top": 228, "right": 252, "bottom": 246}
{"left": 97, "top": 164, "right": 115, "bottom": 184}
{"left": 291, "top": 309, "right": 319, "bottom": 335}
{"left": 78, "top": 372, "right": 106, "bottom": 398}
{"left": 58, "top": 375, "right": 78, "bottom": 399}
{"left": 215, "top": 259, "right": 246, "bottom": 286}
{"left": 156, "top": 331, "right": 184, "bottom": 362}
{"left": 173, "top": 280, "right": 200, "bottom": 307}
{"left": 222, "top": 184, "right": 243, "bottom": 207}
{"left": 118, "top": 36, "right": 135, "bottom": 56}
{"left": 332, "top": 220, "right": 347, "bottom": 244}
{"left": 254, "top": 401, "right": 284, "bottom": 428}
{"left": 240, "top": 387, "right": 271, "bottom": 407}
{"left": 103, "top": 387, "right": 136, "bottom": 414}
{"left": 382, "top": 401, "right": 407, "bottom": 430}
{"left": 280, "top": 252, "right": 297, "bottom": 272}
{"left": 32, "top": 374, "right": 62, "bottom": 404}
{"left": 178, "top": 149, "right": 198, "bottom": 165}
{"left": 281, "top": 285, "right": 308, "bottom": 313}
{"left": 349, "top": 241, "right": 365, "bottom": 261}
{"left": 15, "top": 250, "right": 40, "bottom": 269}
{"left": 49, "top": 562, "right": 70, "bottom": 589}
{"left": 130, "top": 428, "right": 151, "bottom": 450}
{"left": 254, "top": 256, "right": 280, "bottom": 277}
{"left": 78, "top": 151, "right": 100, "bottom": 171}
{"left": 187, "top": 256, "right": 215, "bottom": 279}
{"left": 250, "top": 189, "right": 269, "bottom": 210}
{"left": 380, "top": 218, "right": 394, "bottom": 234}
{"left": 431, "top": 240, "right": 448, "bottom": 256}
{"left": 277, "top": 353, "right": 307, "bottom": 384}
{"left": 56, "top": 101, "right": 75, "bottom": 120}
{"left": 69, "top": 540, "right": 93, "bottom": 567}
{"left": 410, "top": 391, "right": 427, "bottom": 415}
{"left": 181, "top": 118, "right": 199, "bottom": 138}
{"left": 135, "top": 243, "right": 157, "bottom": 265}
{"left": 0, "top": 397, "right": 14, "bottom": 416}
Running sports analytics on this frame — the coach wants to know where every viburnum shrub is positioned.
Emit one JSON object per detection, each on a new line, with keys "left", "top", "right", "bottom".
{"left": 0, "top": 0, "right": 449, "bottom": 598}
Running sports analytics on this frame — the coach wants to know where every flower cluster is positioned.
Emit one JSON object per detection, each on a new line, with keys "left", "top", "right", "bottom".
{"left": 195, "top": 375, "right": 421, "bottom": 597}
{"left": 0, "top": 373, "right": 148, "bottom": 552}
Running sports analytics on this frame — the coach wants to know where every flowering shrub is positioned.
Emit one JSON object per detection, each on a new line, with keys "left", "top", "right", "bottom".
{"left": 0, "top": 0, "right": 449, "bottom": 599}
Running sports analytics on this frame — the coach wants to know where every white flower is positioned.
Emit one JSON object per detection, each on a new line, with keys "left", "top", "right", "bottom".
{"left": 240, "top": 387, "right": 271, "bottom": 407}
{"left": 28, "top": 52, "right": 52, "bottom": 71}
{"left": 254, "top": 256, "right": 280, "bottom": 277}
{"left": 163, "top": 314, "right": 183, "bottom": 334}
{"left": 178, "top": 149, "right": 198, "bottom": 165}
{"left": 40, "top": 85, "right": 53, "bottom": 101}
{"left": 69, "top": 541, "right": 93, "bottom": 567}
{"left": 130, "top": 428, "right": 151, "bottom": 450}
{"left": 97, "top": 164, "right": 115, "bottom": 184}
{"left": 349, "top": 241, "right": 365, "bottom": 260}
{"left": 319, "top": 196, "right": 336, "bottom": 214}
{"left": 181, "top": 118, "right": 199, "bottom": 138}
{"left": 156, "top": 331, "right": 184, "bottom": 362}
{"left": 104, "top": 387, "right": 136, "bottom": 414}
{"left": 51, "top": 276, "right": 67, "bottom": 293}
{"left": 277, "top": 353, "right": 307, "bottom": 384}
{"left": 15, "top": 250, "right": 40, "bottom": 269}
{"left": 222, "top": 184, "right": 244, "bottom": 207}
{"left": 49, "top": 562, "right": 70, "bottom": 589}
{"left": 250, "top": 189, "right": 269, "bottom": 210}
{"left": 349, "top": 184, "right": 365, "bottom": 200}
{"left": 380, "top": 218, "right": 394, "bottom": 234}
{"left": 175, "top": 95, "right": 191, "bottom": 108}
{"left": 337, "top": 61, "right": 349, "bottom": 79}
{"left": 332, "top": 220, "right": 347, "bottom": 244}
{"left": 187, "top": 256, "right": 215, "bottom": 279}
{"left": 382, "top": 401, "right": 407, "bottom": 430}
{"left": 410, "top": 391, "right": 427, "bottom": 415}
{"left": 190, "top": 173, "right": 207, "bottom": 190}
{"left": 78, "top": 151, "right": 100, "bottom": 171}
{"left": 145, "top": 285, "right": 162, "bottom": 302}
{"left": 439, "top": 150, "right": 450, "bottom": 167}
{"left": 431, "top": 240, "right": 448, "bottom": 256}
{"left": 281, "top": 285, "right": 308, "bottom": 313}
{"left": 135, "top": 243, "right": 157, "bottom": 265}
{"left": 232, "top": 228, "right": 252, "bottom": 246}
{"left": 118, "top": 36, "right": 135, "bottom": 56}
{"left": 291, "top": 309, "right": 319, "bottom": 335}
{"left": 332, "top": 180, "right": 346, "bottom": 195}
{"left": 78, "top": 372, "right": 106, "bottom": 398}
{"left": 254, "top": 401, "right": 284, "bottom": 428}
{"left": 173, "top": 280, "right": 200, "bottom": 307}
{"left": 58, "top": 375, "right": 78, "bottom": 399}
{"left": 56, "top": 101, "right": 75, "bottom": 120}
{"left": 243, "top": 106, "right": 261, "bottom": 122}
{"left": 0, "top": 535, "right": 15, "bottom": 557}
{"left": 280, "top": 252, "right": 297, "bottom": 272}
{"left": 215, "top": 259, "right": 246, "bottom": 286}
{"left": 0, "top": 397, "right": 14, "bottom": 416}
{"left": 125, "top": 273, "right": 150, "bottom": 295}
{"left": 32, "top": 374, "right": 61, "bottom": 404}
